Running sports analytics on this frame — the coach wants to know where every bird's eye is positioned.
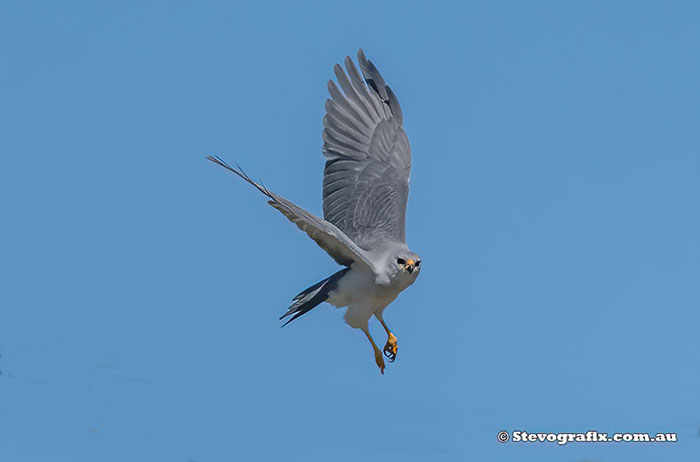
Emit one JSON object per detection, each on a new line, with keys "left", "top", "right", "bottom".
{"left": 397, "top": 258, "right": 405, "bottom": 265}
{"left": 415, "top": 260, "right": 421, "bottom": 267}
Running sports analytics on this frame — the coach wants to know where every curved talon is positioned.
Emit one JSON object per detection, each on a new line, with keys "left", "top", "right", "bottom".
{"left": 383, "top": 344, "right": 396, "bottom": 362}
{"left": 383, "top": 333, "right": 398, "bottom": 362}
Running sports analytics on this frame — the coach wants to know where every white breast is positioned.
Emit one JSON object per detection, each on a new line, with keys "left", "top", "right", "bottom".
{"left": 327, "top": 263, "right": 415, "bottom": 312}
{"left": 327, "top": 264, "right": 376, "bottom": 308}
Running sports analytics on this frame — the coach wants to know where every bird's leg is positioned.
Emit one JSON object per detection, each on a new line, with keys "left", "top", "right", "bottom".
{"left": 361, "top": 327, "right": 385, "bottom": 375}
{"left": 378, "top": 318, "right": 398, "bottom": 362}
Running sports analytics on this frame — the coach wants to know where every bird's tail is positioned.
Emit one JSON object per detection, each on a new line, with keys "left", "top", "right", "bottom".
{"left": 280, "top": 268, "right": 350, "bottom": 327}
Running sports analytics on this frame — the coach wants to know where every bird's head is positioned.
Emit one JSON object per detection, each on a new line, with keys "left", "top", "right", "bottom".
{"left": 394, "top": 252, "right": 422, "bottom": 278}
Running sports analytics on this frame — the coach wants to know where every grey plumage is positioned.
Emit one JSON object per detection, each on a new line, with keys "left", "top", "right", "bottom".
{"left": 279, "top": 268, "right": 350, "bottom": 326}
{"left": 205, "top": 155, "right": 375, "bottom": 270}
{"left": 207, "top": 49, "right": 420, "bottom": 358}
{"left": 322, "top": 49, "right": 411, "bottom": 251}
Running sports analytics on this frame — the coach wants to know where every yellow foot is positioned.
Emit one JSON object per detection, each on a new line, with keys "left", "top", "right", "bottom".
{"left": 383, "top": 333, "right": 398, "bottom": 362}
{"left": 374, "top": 348, "right": 386, "bottom": 375}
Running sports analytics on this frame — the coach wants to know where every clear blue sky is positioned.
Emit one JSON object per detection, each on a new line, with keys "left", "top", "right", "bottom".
{"left": 2, "top": 1, "right": 699, "bottom": 461}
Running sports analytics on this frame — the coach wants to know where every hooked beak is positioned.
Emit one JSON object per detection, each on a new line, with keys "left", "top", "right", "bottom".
{"left": 405, "top": 259, "right": 415, "bottom": 274}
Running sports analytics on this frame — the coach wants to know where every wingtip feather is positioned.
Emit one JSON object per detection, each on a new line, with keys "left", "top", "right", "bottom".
{"left": 357, "top": 48, "right": 367, "bottom": 63}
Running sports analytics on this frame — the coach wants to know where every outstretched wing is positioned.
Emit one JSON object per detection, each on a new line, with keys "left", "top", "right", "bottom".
{"left": 206, "top": 156, "right": 375, "bottom": 270}
{"left": 322, "top": 49, "right": 411, "bottom": 251}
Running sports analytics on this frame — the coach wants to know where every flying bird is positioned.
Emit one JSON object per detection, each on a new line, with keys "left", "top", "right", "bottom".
{"left": 207, "top": 50, "right": 421, "bottom": 374}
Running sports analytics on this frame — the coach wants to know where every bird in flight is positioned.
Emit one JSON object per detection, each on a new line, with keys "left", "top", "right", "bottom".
{"left": 207, "top": 50, "right": 421, "bottom": 374}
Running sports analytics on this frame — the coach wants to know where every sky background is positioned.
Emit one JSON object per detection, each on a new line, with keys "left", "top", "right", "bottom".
{"left": 1, "top": 1, "right": 699, "bottom": 461}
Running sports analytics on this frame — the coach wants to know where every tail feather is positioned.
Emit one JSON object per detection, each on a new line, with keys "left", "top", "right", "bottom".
{"left": 280, "top": 268, "right": 350, "bottom": 327}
